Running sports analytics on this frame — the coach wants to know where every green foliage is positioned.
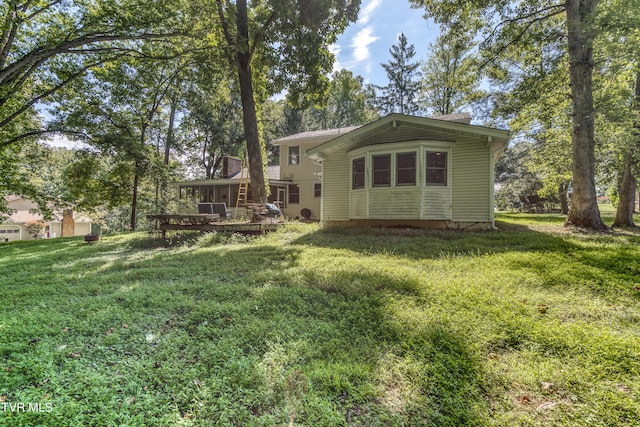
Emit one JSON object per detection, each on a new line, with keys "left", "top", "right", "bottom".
{"left": 1, "top": 220, "right": 639, "bottom": 425}
{"left": 0, "top": 0, "right": 190, "bottom": 149}
{"left": 306, "top": 70, "right": 379, "bottom": 129}
{"left": 23, "top": 220, "right": 47, "bottom": 239}
{"left": 421, "top": 29, "right": 482, "bottom": 116}
{"left": 181, "top": 75, "right": 245, "bottom": 179}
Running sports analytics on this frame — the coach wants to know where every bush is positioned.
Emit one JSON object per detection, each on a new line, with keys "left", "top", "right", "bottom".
{"left": 24, "top": 219, "right": 47, "bottom": 239}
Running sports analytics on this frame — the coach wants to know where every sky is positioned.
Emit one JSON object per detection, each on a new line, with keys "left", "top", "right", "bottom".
{"left": 332, "top": 0, "right": 441, "bottom": 87}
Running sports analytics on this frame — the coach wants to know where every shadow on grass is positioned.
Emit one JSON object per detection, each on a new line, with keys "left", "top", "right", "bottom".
{"left": 291, "top": 223, "right": 576, "bottom": 260}
{"left": 4, "top": 228, "right": 638, "bottom": 425}
{"left": 2, "top": 238, "right": 490, "bottom": 426}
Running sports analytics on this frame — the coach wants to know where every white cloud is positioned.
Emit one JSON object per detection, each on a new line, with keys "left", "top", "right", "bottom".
{"left": 329, "top": 43, "right": 343, "bottom": 73}
{"left": 351, "top": 27, "right": 379, "bottom": 62}
{"left": 358, "top": 0, "right": 383, "bottom": 25}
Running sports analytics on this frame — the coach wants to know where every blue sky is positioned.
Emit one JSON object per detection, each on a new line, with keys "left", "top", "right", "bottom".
{"left": 332, "top": 0, "right": 441, "bottom": 87}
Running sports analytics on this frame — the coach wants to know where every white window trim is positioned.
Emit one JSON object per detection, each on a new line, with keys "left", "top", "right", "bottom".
{"left": 288, "top": 146, "right": 300, "bottom": 165}
{"left": 349, "top": 141, "right": 455, "bottom": 189}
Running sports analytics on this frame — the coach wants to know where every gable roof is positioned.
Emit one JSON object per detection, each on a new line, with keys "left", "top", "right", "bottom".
{"left": 307, "top": 114, "right": 510, "bottom": 160}
{"left": 271, "top": 125, "right": 362, "bottom": 146}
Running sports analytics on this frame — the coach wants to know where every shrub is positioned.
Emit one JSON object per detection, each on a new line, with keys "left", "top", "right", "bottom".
{"left": 24, "top": 219, "right": 47, "bottom": 239}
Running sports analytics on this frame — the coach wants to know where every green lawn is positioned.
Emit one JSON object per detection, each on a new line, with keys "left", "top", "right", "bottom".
{"left": 1, "top": 214, "right": 639, "bottom": 426}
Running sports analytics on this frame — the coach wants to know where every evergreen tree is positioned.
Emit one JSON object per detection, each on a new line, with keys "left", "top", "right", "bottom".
{"left": 375, "top": 33, "right": 422, "bottom": 115}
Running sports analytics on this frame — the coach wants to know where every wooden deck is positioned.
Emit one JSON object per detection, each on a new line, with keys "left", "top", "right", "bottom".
{"left": 147, "top": 214, "right": 282, "bottom": 237}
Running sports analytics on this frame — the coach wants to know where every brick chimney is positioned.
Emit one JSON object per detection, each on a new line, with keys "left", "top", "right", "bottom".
{"left": 61, "top": 209, "right": 75, "bottom": 237}
{"left": 222, "top": 156, "right": 243, "bottom": 178}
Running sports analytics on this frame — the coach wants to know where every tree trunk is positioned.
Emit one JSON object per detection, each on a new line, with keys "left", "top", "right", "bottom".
{"left": 236, "top": 0, "right": 267, "bottom": 204}
{"left": 612, "top": 153, "right": 636, "bottom": 227}
{"left": 165, "top": 96, "right": 177, "bottom": 165}
{"left": 558, "top": 182, "right": 569, "bottom": 214}
{"left": 564, "top": 0, "right": 606, "bottom": 229}
{"left": 613, "top": 69, "right": 640, "bottom": 226}
{"left": 130, "top": 164, "right": 140, "bottom": 231}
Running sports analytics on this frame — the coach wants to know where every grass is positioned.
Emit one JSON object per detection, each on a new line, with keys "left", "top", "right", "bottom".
{"left": 1, "top": 213, "right": 639, "bottom": 426}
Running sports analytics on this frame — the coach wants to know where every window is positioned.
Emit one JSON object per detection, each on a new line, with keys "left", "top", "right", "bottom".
{"left": 426, "top": 151, "right": 447, "bottom": 185}
{"left": 288, "top": 184, "right": 300, "bottom": 203}
{"left": 314, "top": 183, "right": 321, "bottom": 198}
{"left": 288, "top": 146, "right": 300, "bottom": 165}
{"left": 372, "top": 154, "right": 391, "bottom": 187}
{"left": 352, "top": 157, "right": 365, "bottom": 189}
{"left": 396, "top": 152, "right": 416, "bottom": 185}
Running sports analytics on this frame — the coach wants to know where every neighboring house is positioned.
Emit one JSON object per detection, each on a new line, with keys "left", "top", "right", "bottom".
{"left": 305, "top": 113, "right": 510, "bottom": 230}
{"left": 0, "top": 196, "right": 92, "bottom": 242}
{"left": 175, "top": 113, "right": 509, "bottom": 228}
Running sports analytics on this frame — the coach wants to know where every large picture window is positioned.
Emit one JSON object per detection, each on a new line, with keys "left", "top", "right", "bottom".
{"left": 352, "top": 157, "right": 365, "bottom": 189}
{"left": 372, "top": 154, "right": 391, "bottom": 187}
{"left": 396, "top": 152, "right": 416, "bottom": 185}
{"left": 288, "top": 146, "right": 300, "bottom": 165}
{"left": 426, "top": 151, "right": 447, "bottom": 185}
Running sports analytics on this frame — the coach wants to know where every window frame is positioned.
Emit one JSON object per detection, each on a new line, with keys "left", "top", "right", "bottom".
{"left": 425, "top": 151, "right": 448, "bottom": 186}
{"left": 288, "top": 146, "right": 300, "bottom": 165}
{"left": 396, "top": 151, "right": 417, "bottom": 186}
{"left": 314, "top": 183, "right": 321, "bottom": 198}
{"left": 288, "top": 184, "right": 300, "bottom": 204}
{"left": 352, "top": 157, "right": 366, "bottom": 190}
{"left": 372, "top": 154, "right": 392, "bottom": 187}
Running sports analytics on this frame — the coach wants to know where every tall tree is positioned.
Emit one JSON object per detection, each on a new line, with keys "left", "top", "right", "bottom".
{"left": 374, "top": 33, "right": 422, "bottom": 115}
{"left": 308, "top": 69, "right": 378, "bottom": 129}
{"left": 611, "top": 70, "right": 639, "bottom": 227}
{"left": 181, "top": 80, "right": 245, "bottom": 180}
{"left": 488, "top": 12, "right": 573, "bottom": 214}
{"left": 0, "top": 0, "right": 188, "bottom": 149}
{"left": 53, "top": 55, "right": 186, "bottom": 230}
{"left": 598, "top": 0, "right": 640, "bottom": 227}
{"left": 410, "top": 0, "right": 606, "bottom": 228}
{"left": 211, "top": 0, "right": 360, "bottom": 203}
{"left": 421, "top": 29, "right": 481, "bottom": 116}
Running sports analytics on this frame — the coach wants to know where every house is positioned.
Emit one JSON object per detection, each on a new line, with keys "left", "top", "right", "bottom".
{"left": 175, "top": 113, "right": 509, "bottom": 228}
{"left": 0, "top": 195, "right": 92, "bottom": 242}
{"left": 175, "top": 131, "right": 349, "bottom": 219}
{"left": 304, "top": 113, "right": 510, "bottom": 230}
{"left": 174, "top": 159, "right": 297, "bottom": 218}
{"left": 270, "top": 125, "right": 360, "bottom": 219}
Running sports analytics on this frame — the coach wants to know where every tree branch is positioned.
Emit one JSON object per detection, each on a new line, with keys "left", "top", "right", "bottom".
{"left": 0, "top": 54, "right": 129, "bottom": 132}
{"left": 0, "top": 128, "right": 91, "bottom": 150}
{"left": 249, "top": 9, "right": 278, "bottom": 60}
{"left": 0, "top": 32, "right": 186, "bottom": 85}
{"left": 479, "top": 6, "right": 566, "bottom": 70}
{"left": 215, "top": 0, "right": 236, "bottom": 64}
